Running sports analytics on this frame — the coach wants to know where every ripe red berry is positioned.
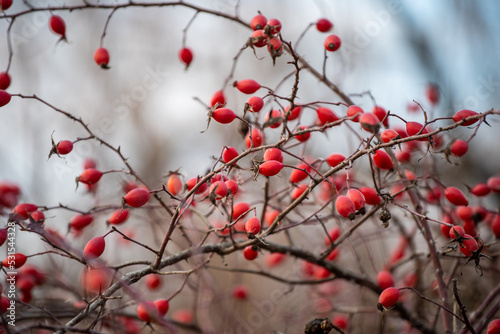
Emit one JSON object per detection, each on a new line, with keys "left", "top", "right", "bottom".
{"left": 406, "top": 121, "right": 429, "bottom": 138}
{"left": 166, "top": 174, "right": 183, "bottom": 195}
{"left": 235, "top": 79, "right": 260, "bottom": 94}
{"left": 487, "top": 176, "right": 500, "bottom": 193}
{"left": 453, "top": 109, "right": 479, "bottom": 126}
{"left": 69, "top": 214, "right": 94, "bottom": 231}
{"left": 222, "top": 146, "right": 239, "bottom": 165}
{"left": 264, "top": 109, "right": 283, "bottom": 128}
{"left": 373, "top": 150, "right": 393, "bottom": 170}
{"left": 324, "top": 34, "right": 341, "bottom": 51}
{"left": 291, "top": 184, "right": 308, "bottom": 200}
{"left": 259, "top": 160, "right": 284, "bottom": 176}
{"left": 49, "top": 15, "right": 66, "bottom": 39}
{"left": 245, "top": 128, "right": 264, "bottom": 148}
{"left": 154, "top": 299, "right": 169, "bottom": 316}
{"left": 233, "top": 285, "right": 248, "bottom": 300}
{"left": 359, "top": 113, "right": 380, "bottom": 133}
{"left": 83, "top": 158, "right": 97, "bottom": 170}
{"left": 94, "top": 47, "right": 110, "bottom": 68}
{"left": 77, "top": 168, "right": 103, "bottom": 186}
{"left": 225, "top": 179, "right": 238, "bottom": 196}
{"left": 316, "top": 18, "right": 333, "bottom": 32}
{"left": 107, "top": 209, "right": 129, "bottom": 225}
{"left": 450, "top": 139, "right": 468, "bottom": 157}
{"left": 246, "top": 96, "right": 264, "bottom": 113}
{"left": 0, "top": 72, "right": 10, "bottom": 90}
{"left": 179, "top": 47, "right": 193, "bottom": 69}
{"left": 263, "top": 148, "right": 283, "bottom": 162}
{"left": 123, "top": 188, "right": 150, "bottom": 208}
{"left": 245, "top": 217, "right": 261, "bottom": 235}
{"left": 487, "top": 319, "right": 500, "bottom": 334}
{"left": 316, "top": 107, "right": 339, "bottom": 125}
{"left": 444, "top": 186, "right": 468, "bottom": 206}
{"left": 377, "top": 270, "right": 395, "bottom": 290}
{"left": 336, "top": 196, "right": 356, "bottom": 220}
{"left": 83, "top": 236, "right": 105, "bottom": 260}
{"left": 471, "top": 183, "right": 490, "bottom": 197}
{"left": 13, "top": 203, "right": 38, "bottom": 220}
{"left": 0, "top": 0, "right": 12, "bottom": 10}
{"left": 324, "top": 227, "right": 340, "bottom": 246}
{"left": 57, "top": 140, "right": 73, "bottom": 155}
{"left": 347, "top": 105, "right": 364, "bottom": 122}
{"left": 136, "top": 301, "right": 157, "bottom": 322}
{"left": 30, "top": 210, "right": 45, "bottom": 223}
{"left": 250, "top": 30, "right": 268, "bottom": 48}
{"left": 492, "top": 215, "right": 500, "bottom": 238}
{"left": 186, "top": 178, "right": 208, "bottom": 195}
{"left": 347, "top": 189, "right": 366, "bottom": 211}
{"left": 232, "top": 202, "right": 250, "bottom": 221}
{"left": 449, "top": 225, "right": 465, "bottom": 239}
{"left": 264, "top": 209, "right": 280, "bottom": 227}
{"left": 250, "top": 14, "right": 267, "bottom": 31}
{"left": 372, "top": 106, "right": 389, "bottom": 127}
{"left": 243, "top": 246, "right": 258, "bottom": 260}
{"left": 267, "top": 37, "right": 283, "bottom": 55}
{"left": 265, "top": 252, "right": 286, "bottom": 267}
{"left": 294, "top": 125, "right": 310, "bottom": 142}
{"left": 378, "top": 287, "right": 399, "bottom": 309}
{"left": 146, "top": 274, "right": 162, "bottom": 290}
{"left": 358, "top": 187, "right": 381, "bottom": 205}
{"left": 2, "top": 253, "right": 27, "bottom": 269}
{"left": 456, "top": 206, "right": 472, "bottom": 221}
{"left": 0, "top": 89, "right": 11, "bottom": 107}
{"left": 208, "top": 181, "right": 228, "bottom": 200}
{"left": 426, "top": 83, "right": 440, "bottom": 105}
{"left": 285, "top": 104, "right": 302, "bottom": 120}
{"left": 210, "top": 90, "right": 226, "bottom": 108}
{"left": 462, "top": 234, "right": 478, "bottom": 252}
{"left": 290, "top": 162, "right": 311, "bottom": 183}
{"left": 381, "top": 129, "right": 400, "bottom": 143}
{"left": 81, "top": 267, "right": 110, "bottom": 293}
{"left": 326, "top": 153, "right": 346, "bottom": 168}
{"left": 212, "top": 107, "right": 236, "bottom": 124}
{"left": 333, "top": 315, "right": 348, "bottom": 330}
{"left": 267, "top": 18, "right": 281, "bottom": 34}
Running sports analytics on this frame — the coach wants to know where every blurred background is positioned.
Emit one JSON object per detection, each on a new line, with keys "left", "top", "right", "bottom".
{"left": 1, "top": 0, "right": 500, "bottom": 333}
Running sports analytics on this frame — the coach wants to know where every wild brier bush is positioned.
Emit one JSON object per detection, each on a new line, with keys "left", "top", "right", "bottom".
{"left": 0, "top": 2, "right": 499, "bottom": 334}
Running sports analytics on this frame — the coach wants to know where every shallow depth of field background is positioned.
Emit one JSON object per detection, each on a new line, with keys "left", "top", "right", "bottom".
{"left": 1, "top": 0, "right": 500, "bottom": 333}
